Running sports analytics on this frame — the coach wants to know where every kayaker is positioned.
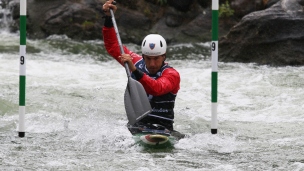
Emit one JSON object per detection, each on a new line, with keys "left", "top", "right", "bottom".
{"left": 102, "top": 0, "right": 181, "bottom": 135}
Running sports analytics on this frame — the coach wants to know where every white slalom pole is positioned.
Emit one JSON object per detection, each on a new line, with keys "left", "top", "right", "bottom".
{"left": 211, "top": 0, "right": 218, "bottom": 134}
{"left": 19, "top": 0, "right": 27, "bottom": 138}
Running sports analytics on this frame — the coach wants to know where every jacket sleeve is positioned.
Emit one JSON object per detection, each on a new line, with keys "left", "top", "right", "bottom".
{"left": 102, "top": 27, "right": 142, "bottom": 66}
{"left": 139, "top": 68, "right": 180, "bottom": 96}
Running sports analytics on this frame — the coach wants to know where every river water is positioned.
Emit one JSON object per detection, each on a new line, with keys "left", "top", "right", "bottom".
{"left": 1, "top": 28, "right": 304, "bottom": 170}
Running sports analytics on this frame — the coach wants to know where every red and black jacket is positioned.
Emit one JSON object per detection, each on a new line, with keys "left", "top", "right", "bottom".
{"left": 102, "top": 26, "right": 180, "bottom": 130}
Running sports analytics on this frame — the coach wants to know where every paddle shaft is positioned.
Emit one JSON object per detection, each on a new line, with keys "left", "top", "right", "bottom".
{"left": 109, "top": 7, "right": 152, "bottom": 125}
{"left": 148, "top": 114, "right": 173, "bottom": 122}
{"left": 109, "top": 9, "right": 131, "bottom": 77}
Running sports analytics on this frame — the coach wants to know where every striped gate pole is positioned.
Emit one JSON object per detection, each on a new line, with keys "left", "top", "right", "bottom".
{"left": 211, "top": 0, "right": 218, "bottom": 134}
{"left": 19, "top": 0, "right": 27, "bottom": 138}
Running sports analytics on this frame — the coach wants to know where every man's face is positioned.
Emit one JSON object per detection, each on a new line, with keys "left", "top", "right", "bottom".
{"left": 143, "top": 55, "right": 165, "bottom": 75}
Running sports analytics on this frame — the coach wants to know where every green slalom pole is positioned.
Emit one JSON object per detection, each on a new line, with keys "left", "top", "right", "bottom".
{"left": 211, "top": 0, "right": 218, "bottom": 134}
{"left": 19, "top": 0, "right": 27, "bottom": 138}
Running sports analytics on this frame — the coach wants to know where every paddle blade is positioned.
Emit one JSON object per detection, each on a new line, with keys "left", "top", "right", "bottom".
{"left": 124, "top": 78, "right": 151, "bottom": 125}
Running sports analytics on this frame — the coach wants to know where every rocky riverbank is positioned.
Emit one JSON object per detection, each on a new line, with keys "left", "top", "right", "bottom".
{"left": 6, "top": 0, "right": 271, "bottom": 43}
{"left": 3, "top": 0, "right": 304, "bottom": 65}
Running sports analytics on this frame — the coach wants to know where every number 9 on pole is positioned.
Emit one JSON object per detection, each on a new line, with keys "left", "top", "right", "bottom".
{"left": 20, "top": 56, "right": 25, "bottom": 65}
{"left": 211, "top": 42, "right": 217, "bottom": 51}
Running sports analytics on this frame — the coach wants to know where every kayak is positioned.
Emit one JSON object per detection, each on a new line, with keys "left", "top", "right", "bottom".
{"left": 129, "top": 127, "right": 185, "bottom": 149}
{"left": 133, "top": 133, "right": 175, "bottom": 149}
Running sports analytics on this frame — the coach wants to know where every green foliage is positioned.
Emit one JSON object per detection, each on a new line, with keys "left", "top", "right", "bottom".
{"left": 219, "top": 0, "right": 234, "bottom": 18}
{"left": 144, "top": 8, "right": 151, "bottom": 16}
{"left": 82, "top": 21, "right": 94, "bottom": 29}
{"left": 157, "top": 0, "right": 167, "bottom": 6}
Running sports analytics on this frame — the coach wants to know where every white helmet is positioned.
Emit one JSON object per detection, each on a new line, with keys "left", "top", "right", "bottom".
{"left": 141, "top": 34, "right": 167, "bottom": 56}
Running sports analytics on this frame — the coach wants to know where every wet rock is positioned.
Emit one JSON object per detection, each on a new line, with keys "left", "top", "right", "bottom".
{"left": 166, "top": 14, "right": 183, "bottom": 27}
{"left": 41, "top": 1, "right": 103, "bottom": 40}
{"left": 219, "top": 0, "right": 304, "bottom": 66}
{"left": 113, "top": 7, "right": 151, "bottom": 44}
{"left": 8, "top": 0, "right": 240, "bottom": 44}
{"left": 264, "top": 0, "right": 281, "bottom": 7}
{"left": 197, "top": 0, "right": 212, "bottom": 8}
{"left": 167, "top": 0, "right": 194, "bottom": 12}
{"left": 230, "top": 0, "right": 266, "bottom": 17}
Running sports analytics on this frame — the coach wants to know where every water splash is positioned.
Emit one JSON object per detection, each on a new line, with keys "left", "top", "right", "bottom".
{"left": 1, "top": 31, "right": 304, "bottom": 170}
{"left": 0, "top": 0, "right": 12, "bottom": 32}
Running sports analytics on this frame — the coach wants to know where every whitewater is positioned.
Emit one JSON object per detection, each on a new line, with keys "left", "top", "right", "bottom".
{"left": 1, "top": 30, "right": 304, "bottom": 170}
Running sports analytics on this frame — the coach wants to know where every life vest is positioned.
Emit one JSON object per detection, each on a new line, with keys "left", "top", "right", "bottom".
{"left": 132, "top": 59, "right": 176, "bottom": 130}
